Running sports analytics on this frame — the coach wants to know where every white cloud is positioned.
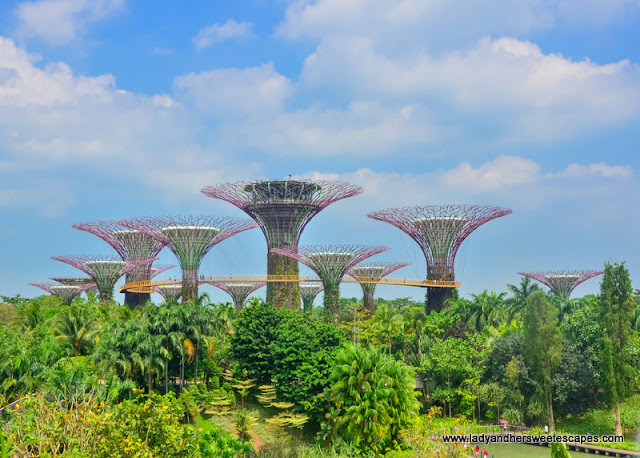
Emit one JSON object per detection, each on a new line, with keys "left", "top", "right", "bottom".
{"left": 550, "top": 162, "right": 633, "bottom": 178}
{"left": 192, "top": 19, "right": 253, "bottom": 50}
{"left": 174, "top": 63, "right": 292, "bottom": 117}
{"left": 442, "top": 156, "right": 541, "bottom": 192}
{"left": 279, "top": 0, "right": 639, "bottom": 45}
{"left": 298, "top": 35, "right": 640, "bottom": 142}
{"left": 0, "top": 37, "right": 115, "bottom": 106}
{"left": 295, "top": 157, "right": 636, "bottom": 219}
{"left": 15, "top": 0, "right": 124, "bottom": 45}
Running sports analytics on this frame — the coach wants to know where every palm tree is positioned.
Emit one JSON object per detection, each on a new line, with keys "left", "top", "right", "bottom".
{"left": 506, "top": 277, "right": 540, "bottom": 320}
{"left": 371, "top": 303, "right": 404, "bottom": 355}
{"left": 53, "top": 304, "right": 100, "bottom": 356}
{"left": 145, "top": 304, "right": 184, "bottom": 394}
{"left": 467, "top": 291, "right": 508, "bottom": 332}
{"left": 404, "top": 307, "right": 426, "bottom": 357}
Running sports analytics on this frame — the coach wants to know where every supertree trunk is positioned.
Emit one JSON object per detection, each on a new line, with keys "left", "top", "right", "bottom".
{"left": 99, "top": 288, "right": 114, "bottom": 303}
{"left": 182, "top": 270, "right": 199, "bottom": 303}
{"left": 302, "top": 295, "right": 314, "bottom": 312}
{"left": 124, "top": 272, "right": 150, "bottom": 309}
{"left": 363, "top": 291, "right": 375, "bottom": 314}
{"left": 267, "top": 251, "right": 300, "bottom": 309}
{"left": 426, "top": 287, "right": 452, "bottom": 314}
{"left": 323, "top": 282, "right": 340, "bottom": 324}
{"left": 425, "top": 270, "right": 454, "bottom": 313}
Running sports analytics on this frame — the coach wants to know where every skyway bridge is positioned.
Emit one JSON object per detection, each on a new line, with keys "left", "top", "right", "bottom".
{"left": 121, "top": 275, "right": 461, "bottom": 294}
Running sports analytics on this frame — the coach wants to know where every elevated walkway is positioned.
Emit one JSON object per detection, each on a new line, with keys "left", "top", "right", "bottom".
{"left": 121, "top": 275, "right": 461, "bottom": 293}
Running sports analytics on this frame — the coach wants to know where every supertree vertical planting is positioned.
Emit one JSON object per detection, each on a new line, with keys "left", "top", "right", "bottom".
{"left": 119, "top": 216, "right": 258, "bottom": 302}
{"left": 156, "top": 285, "right": 183, "bottom": 303}
{"left": 72, "top": 220, "right": 169, "bottom": 308}
{"left": 29, "top": 283, "right": 88, "bottom": 305}
{"left": 300, "top": 283, "right": 323, "bottom": 313}
{"left": 368, "top": 205, "right": 512, "bottom": 313}
{"left": 210, "top": 282, "right": 266, "bottom": 311}
{"left": 201, "top": 179, "right": 363, "bottom": 309}
{"left": 347, "top": 261, "right": 410, "bottom": 313}
{"left": 272, "top": 244, "right": 389, "bottom": 322}
{"left": 517, "top": 270, "right": 604, "bottom": 301}
{"left": 51, "top": 255, "right": 156, "bottom": 303}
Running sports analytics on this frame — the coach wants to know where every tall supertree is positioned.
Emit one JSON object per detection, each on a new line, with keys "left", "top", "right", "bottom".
{"left": 201, "top": 179, "right": 363, "bottom": 309}
{"left": 72, "top": 220, "right": 170, "bottom": 308}
{"left": 348, "top": 261, "right": 410, "bottom": 313}
{"left": 517, "top": 270, "right": 604, "bottom": 301}
{"left": 368, "top": 205, "right": 512, "bottom": 312}
{"left": 119, "top": 216, "right": 258, "bottom": 302}
{"left": 272, "top": 244, "right": 389, "bottom": 322}
{"left": 29, "top": 283, "right": 89, "bottom": 305}
{"left": 210, "top": 282, "right": 266, "bottom": 311}
{"left": 51, "top": 255, "right": 155, "bottom": 303}
{"left": 156, "top": 285, "right": 183, "bottom": 303}
{"left": 299, "top": 283, "right": 323, "bottom": 313}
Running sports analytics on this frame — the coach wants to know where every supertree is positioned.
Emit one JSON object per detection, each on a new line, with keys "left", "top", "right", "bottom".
{"left": 156, "top": 285, "right": 183, "bottom": 303}
{"left": 347, "top": 261, "right": 410, "bottom": 313}
{"left": 72, "top": 220, "right": 170, "bottom": 308}
{"left": 29, "top": 283, "right": 89, "bottom": 305}
{"left": 201, "top": 179, "right": 363, "bottom": 309}
{"left": 517, "top": 270, "right": 604, "bottom": 301}
{"left": 50, "top": 277, "right": 98, "bottom": 295}
{"left": 51, "top": 255, "right": 156, "bottom": 303}
{"left": 299, "top": 283, "right": 323, "bottom": 313}
{"left": 368, "top": 205, "right": 512, "bottom": 312}
{"left": 210, "top": 282, "right": 266, "bottom": 311}
{"left": 272, "top": 244, "right": 389, "bottom": 322}
{"left": 119, "top": 216, "right": 258, "bottom": 302}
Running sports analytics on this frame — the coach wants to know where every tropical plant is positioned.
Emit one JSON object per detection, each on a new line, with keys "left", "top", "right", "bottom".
{"left": 325, "top": 343, "right": 420, "bottom": 454}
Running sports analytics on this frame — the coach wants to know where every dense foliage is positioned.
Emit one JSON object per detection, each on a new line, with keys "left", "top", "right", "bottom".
{"left": 2, "top": 261, "right": 640, "bottom": 456}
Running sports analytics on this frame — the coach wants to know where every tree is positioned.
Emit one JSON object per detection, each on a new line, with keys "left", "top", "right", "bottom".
{"left": 326, "top": 344, "right": 420, "bottom": 454}
{"left": 598, "top": 262, "right": 636, "bottom": 436}
{"left": 270, "top": 310, "right": 343, "bottom": 424}
{"left": 523, "top": 291, "right": 562, "bottom": 430}
{"left": 52, "top": 303, "right": 100, "bottom": 356}
{"left": 232, "top": 300, "right": 281, "bottom": 384}
{"left": 506, "top": 277, "right": 540, "bottom": 320}
{"left": 369, "top": 303, "right": 404, "bottom": 355}
{"left": 466, "top": 290, "right": 508, "bottom": 332}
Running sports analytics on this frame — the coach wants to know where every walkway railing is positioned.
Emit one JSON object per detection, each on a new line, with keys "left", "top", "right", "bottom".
{"left": 121, "top": 275, "right": 461, "bottom": 293}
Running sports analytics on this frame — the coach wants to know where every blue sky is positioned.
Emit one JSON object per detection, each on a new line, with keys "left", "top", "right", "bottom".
{"left": 1, "top": 0, "right": 639, "bottom": 305}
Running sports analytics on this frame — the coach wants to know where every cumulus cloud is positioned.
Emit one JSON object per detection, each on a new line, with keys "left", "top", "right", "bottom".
{"left": 549, "top": 162, "right": 633, "bottom": 178}
{"left": 174, "top": 63, "right": 292, "bottom": 117}
{"left": 15, "top": 0, "right": 124, "bottom": 45}
{"left": 0, "top": 38, "right": 116, "bottom": 107}
{"left": 297, "top": 35, "right": 640, "bottom": 142}
{"left": 192, "top": 19, "right": 253, "bottom": 50}
{"left": 442, "top": 156, "right": 541, "bottom": 192}
{"left": 279, "top": 0, "right": 639, "bottom": 45}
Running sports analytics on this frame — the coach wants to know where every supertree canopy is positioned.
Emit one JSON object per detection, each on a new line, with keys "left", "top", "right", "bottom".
{"left": 72, "top": 220, "right": 169, "bottom": 308}
{"left": 201, "top": 179, "right": 363, "bottom": 309}
{"left": 368, "top": 205, "right": 512, "bottom": 312}
{"left": 348, "top": 261, "right": 410, "bottom": 313}
{"left": 50, "top": 277, "right": 98, "bottom": 296}
{"left": 29, "top": 283, "right": 88, "bottom": 305}
{"left": 299, "top": 283, "right": 323, "bottom": 313}
{"left": 272, "top": 244, "right": 389, "bottom": 322}
{"left": 211, "top": 282, "right": 266, "bottom": 311}
{"left": 518, "top": 270, "right": 604, "bottom": 301}
{"left": 156, "top": 285, "right": 183, "bottom": 303}
{"left": 51, "top": 255, "right": 155, "bottom": 303}
{"left": 119, "top": 216, "right": 258, "bottom": 302}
